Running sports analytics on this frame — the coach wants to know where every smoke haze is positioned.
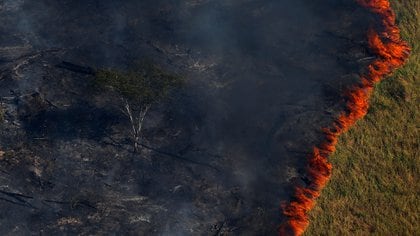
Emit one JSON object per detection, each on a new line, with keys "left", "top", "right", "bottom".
{"left": 0, "top": 0, "right": 377, "bottom": 234}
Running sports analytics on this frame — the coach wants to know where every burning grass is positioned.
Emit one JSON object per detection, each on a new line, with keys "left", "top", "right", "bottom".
{"left": 305, "top": 0, "right": 419, "bottom": 235}
{"left": 279, "top": 0, "right": 415, "bottom": 235}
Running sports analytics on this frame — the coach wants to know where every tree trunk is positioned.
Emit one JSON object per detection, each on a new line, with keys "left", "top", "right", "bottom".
{"left": 122, "top": 99, "right": 150, "bottom": 152}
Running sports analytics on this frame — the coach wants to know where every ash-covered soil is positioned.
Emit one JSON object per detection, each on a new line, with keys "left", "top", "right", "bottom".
{"left": 0, "top": 0, "right": 378, "bottom": 235}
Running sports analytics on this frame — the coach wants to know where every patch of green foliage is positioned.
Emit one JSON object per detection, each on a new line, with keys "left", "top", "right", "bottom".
{"left": 306, "top": 1, "right": 419, "bottom": 235}
{"left": 95, "top": 61, "right": 184, "bottom": 106}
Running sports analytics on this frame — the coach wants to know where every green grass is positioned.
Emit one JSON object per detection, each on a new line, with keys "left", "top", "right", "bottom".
{"left": 305, "top": 1, "right": 419, "bottom": 235}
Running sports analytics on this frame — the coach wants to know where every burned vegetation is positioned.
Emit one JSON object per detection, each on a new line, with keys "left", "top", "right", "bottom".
{"left": 0, "top": 0, "right": 384, "bottom": 235}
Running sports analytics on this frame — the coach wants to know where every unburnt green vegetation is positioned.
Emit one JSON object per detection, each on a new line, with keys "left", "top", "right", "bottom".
{"left": 306, "top": 1, "right": 419, "bottom": 235}
{"left": 96, "top": 61, "right": 184, "bottom": 107}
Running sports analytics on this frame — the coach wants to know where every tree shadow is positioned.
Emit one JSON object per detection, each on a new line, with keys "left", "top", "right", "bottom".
{"left": 21, "top": 104, "right": 123, "bottom": 141}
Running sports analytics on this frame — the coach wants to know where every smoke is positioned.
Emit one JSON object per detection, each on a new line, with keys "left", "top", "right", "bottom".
{"left": 0, "top": 0, "right": 401, "bottom": 234}
{"left": 0, "top": 0, "right": 24, "bottom": 11}
{"left": 279, "top": 0, "right": 410, "bottom": 235}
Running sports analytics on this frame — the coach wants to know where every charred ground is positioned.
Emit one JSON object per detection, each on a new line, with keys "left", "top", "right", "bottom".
{"left": 0, "top": 0, "right": 380, "bottom": 234}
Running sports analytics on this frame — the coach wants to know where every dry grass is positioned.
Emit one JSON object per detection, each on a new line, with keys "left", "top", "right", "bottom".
{"left": 305, "top": 1, "right": 419, "bottom": 235}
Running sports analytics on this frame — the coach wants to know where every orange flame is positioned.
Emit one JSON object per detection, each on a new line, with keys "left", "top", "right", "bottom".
{"left": 279, "top": 1, "right": 410, "bottom": 235}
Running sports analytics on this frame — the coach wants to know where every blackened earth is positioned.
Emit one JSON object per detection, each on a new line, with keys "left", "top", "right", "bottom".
{"left": 0, "top": 0, "right": 379, "bottom": 235}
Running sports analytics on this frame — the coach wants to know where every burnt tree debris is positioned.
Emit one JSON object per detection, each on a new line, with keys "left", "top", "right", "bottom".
{"left": 56, "top": 61, "right": 96, "bottom": 75}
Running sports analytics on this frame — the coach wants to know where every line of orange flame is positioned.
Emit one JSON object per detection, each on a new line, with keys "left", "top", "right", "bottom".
{"left": 278, "top": 1, "right": 410, "bottom": 235}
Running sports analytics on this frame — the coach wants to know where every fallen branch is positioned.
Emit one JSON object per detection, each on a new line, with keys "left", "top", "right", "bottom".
{"left": 56, "top": 61, "right": 96, "bottom": 75}
{"left": 138, "top": 142, "right": 220, "bottom": 172}
{"left": 102, "top": 134, "right": 219, "bottom": 171}
{"left": 0, "top": 189, "right": 33, "bottom": 200}
{"left": 0, "top": 196, "right": 34, "bottom": 209}
{"left": 0, "top": 190, "right": 36, "bottom": 209}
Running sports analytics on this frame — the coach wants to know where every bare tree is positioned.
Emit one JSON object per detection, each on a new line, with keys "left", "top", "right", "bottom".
{"left": 95, "top": 61, "right": 183, "bottom": 151}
